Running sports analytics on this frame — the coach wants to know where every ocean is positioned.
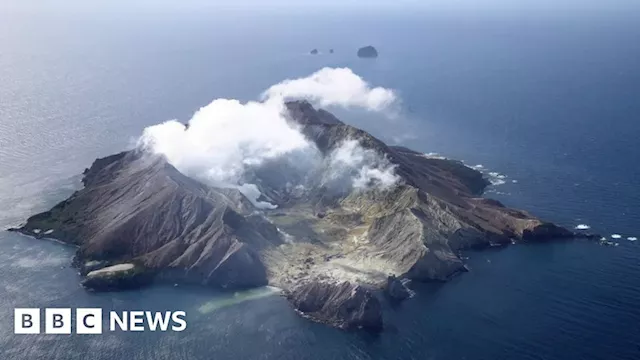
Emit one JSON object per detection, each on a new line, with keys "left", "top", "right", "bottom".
{"left": 1, "top": 4, "right": 639, "bottom": 359}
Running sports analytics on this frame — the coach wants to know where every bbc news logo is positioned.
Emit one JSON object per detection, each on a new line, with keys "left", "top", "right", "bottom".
{"left": 14, "top": 308, "right": 187, "bottom": 334}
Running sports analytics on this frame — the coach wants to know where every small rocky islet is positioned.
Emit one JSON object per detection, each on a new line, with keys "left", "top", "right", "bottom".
{"left": 357, "top": 45, "right": 378, "bottom": 58}
{"left": 11, "top": 100, "right": 598, "bottom": 331}
{"left": 307, "top": 46, "right": 378, "bottom": 58}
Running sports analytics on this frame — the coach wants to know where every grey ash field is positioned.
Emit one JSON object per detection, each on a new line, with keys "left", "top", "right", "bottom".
{"left": 12, "top": 101, "right": 594, "bottom": 331}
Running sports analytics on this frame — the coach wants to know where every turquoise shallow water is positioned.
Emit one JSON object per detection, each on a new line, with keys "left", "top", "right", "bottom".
{"left": 1, "top": 5, "right": 640, "bottom": 360}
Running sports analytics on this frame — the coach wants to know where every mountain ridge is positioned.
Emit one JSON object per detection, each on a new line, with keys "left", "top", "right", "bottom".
{"left": 11, "top": 100, "right": 597, "bottom": 331}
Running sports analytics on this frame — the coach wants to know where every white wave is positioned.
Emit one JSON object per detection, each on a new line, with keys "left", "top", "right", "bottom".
{"left": 14, "top": 255, "right": 67, "bottom": 268}
{"left": 628, "top": 237, "right": 637, "bottom": 241}
{"left": 485, "top": 171, "right": 508, "bottom": 186}
{"left": 611, "top": 234, "right": 622, "bottom": 239}
{"left": 575, "top": 224, "right": 591, "bottom": 230}
{"left": 433, "top": 157, "right": 512, "bottom": 189}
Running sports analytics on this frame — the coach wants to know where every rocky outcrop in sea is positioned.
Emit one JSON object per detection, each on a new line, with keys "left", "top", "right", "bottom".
{"left": 357, "top": 46, "right": 378, "bottom": 58}
{"left": 12, "top": 100, "right": 595, "bottom": 331}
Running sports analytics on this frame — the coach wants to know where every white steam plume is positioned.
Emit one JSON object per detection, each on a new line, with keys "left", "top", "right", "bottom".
{"left": 262, "top": 67, "right": 396, "bottom": 111}
{"left": 323, "top": 140, "right": 399, "bottom": 191}
{"left": 139, "top": 67, "right": 399, "bottom": 208}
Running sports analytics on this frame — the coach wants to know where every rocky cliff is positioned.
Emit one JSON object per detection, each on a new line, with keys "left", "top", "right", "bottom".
{"left": 357, "top": 46, "right": 379, "bottom": 58}
{"left": 17, "top": 151, "right": 282, "bottom": 289}
{"left": 13, "top": 101, "right": 592, "bottom": 331}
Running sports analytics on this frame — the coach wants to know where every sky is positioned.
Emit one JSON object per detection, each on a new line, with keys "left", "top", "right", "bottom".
{"left": 3, "top": 0, "right": 640, "bottom": 14}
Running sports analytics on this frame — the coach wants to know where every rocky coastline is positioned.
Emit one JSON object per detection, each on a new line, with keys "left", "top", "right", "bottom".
{"left": 10, "top": 101, "right": 599, "bottom": 331}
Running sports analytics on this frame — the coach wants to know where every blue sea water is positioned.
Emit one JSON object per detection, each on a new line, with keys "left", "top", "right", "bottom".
{"left": 1, "top": 4, "right": 640, "bottom": 359}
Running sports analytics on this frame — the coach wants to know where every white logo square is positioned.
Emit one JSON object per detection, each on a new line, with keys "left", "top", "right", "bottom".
{"left": 45, "top": 308, "right": 72, "bottom": 334}
{"left": 76, "top": 308, "right": 102, "bottom": 334}
{"left": 14, "top": 308, "right": 40, "bottom": 334}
